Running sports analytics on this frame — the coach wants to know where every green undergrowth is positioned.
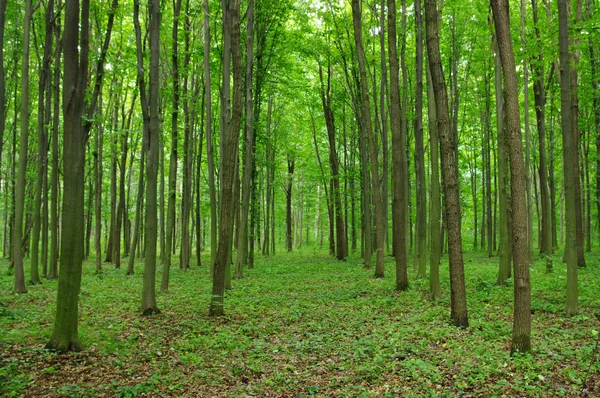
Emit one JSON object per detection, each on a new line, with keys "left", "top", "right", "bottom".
{"left": 1, "top": 248, "right": 599, "bottom": 396}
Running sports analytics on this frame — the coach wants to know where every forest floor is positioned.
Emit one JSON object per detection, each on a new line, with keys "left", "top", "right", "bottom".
{"left": 1, "top": 248, "right": 599, "bottom": 397}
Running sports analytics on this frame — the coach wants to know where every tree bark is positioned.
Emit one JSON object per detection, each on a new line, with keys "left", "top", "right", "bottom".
{"left": 46, "top": 0, "right": 90, "bottom": 352}
{"left": 491, "top": 0, "right": 532, "bottom": 354}
{"left": 352, "top": 0, "right": 385, "bottom": 278}
{"left": 388, "top": 0, "right": 408, "bottom": 291}
{"left": 140, "top": 0, "right": 160, "bottom": 315}
{"left": 209, "top": 0, "right": 242, "bottom": 316}
{"left": 14, "top": 0, "right": 33, "bottom": 293}
{"left": 414, "top": 0, "right": 427, "bottom": 278}
{"left": 235, "top": 0, "right": 255, "bottom": 277}
{"left": 557, "top": 0, "right": 578, "bottom": 316}
{"left": 204, "top": 0, "right": 218, "bottom": 272}
{"left": 531, "top": 0, "right": 553, "bottom": 271}
{"left": 161, "top": 0, "right": 182, "bottom": 293}
{"left": 424, "top": 0, "right": 468, "bottom": 327}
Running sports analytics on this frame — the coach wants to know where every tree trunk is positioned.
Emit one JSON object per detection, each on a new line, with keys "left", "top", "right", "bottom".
{"left": 204, "top": 0, "right": 217, "bottom": 272}
{"left": 570, "top": 0, "right": 586, "bottom": 268}
{"left": 491, "top": 0, "right": 532, "bottom": 354}
{"left": 139, "top": 0, "right": 160, "bottom": 315}
{"left": 495, "top": 36, "right": 511, "bottom": 286}
{"left": 209, "top": 0, "right": 242, "bottom": 316}
{"left": 388, "top": 0, "right": 408, "bottom": 291}
{"left": 48, "top": 13, "right": 62, "bottom": 281}
{"left": 31, "top": 0, "right": 55, "bottom": 285}
{"left": 286, "top": 154, "right": 295, "bottom": 253}
{"left": 161, "top": 0, "right": 182, "bottom": 293}
{"left": 414, "top": 0, "right": 427, "bottom": 278}
{"left": 352, "top": 0, "right": 385, "bottom": 278}
{"left": 46, "top": 0, "right": 91, "bottom": 352}
{"left": 319, "top": 63, "right": 347, "bottom": 260}
{"left": 13, "top": 0, "right": 33, "bottom": 293}
{"left": 235, "top": 0, "right": 255, "bottom": 277}
{"left": 424, "top": 0, "right": 468, "bottom": 327}
{"left": 557, "top": 0, "right": 578, "bottom": 316}
{"left": 531, "top": 0, "right": 553, "bottom": 271}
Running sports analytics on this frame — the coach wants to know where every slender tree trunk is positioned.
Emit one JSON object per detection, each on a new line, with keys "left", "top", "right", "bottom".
{"left": 14, "top": 0, "right": 34, "bottom": 293}
{"left": 557, "top": 0, "right": 578, "bottom": 316}
{"left": 161, "top": 0, "right": 182, "bottom": 293}
{"left": 388, "top": 0, "right": 408, "bottom": 290}
{"left": 209, "top": 0, "right": 242, "bottom": 316}
{"left": 139, "top": 0, "right": 160, "bottom": 315}
{"left": 235, "top": 0, "right": 255, "bottom": 277}
{"left": 127, "top": 141, "right": 145, "bottom": 275}
{"left": 379, "top": 0, "right": 389, "bottom": 254}
{"left": 352, "top": 0, "right": 385, "bottom": 278}
{"left": 491, "top": 0, "right": 532, "bottom": 354}
{"left": 31, "top": 0, "right": 55, "bottom": 285}
{"left": 49, "top": 13, "right": 61, "bottom": 281}
{"left": 414, "top": 0, "right": 427, "bottom": 278}
{"left": 589, "top": 1, "right": 600, "bottom": 247}
{"left": 286, "top": 154, "right": 295, "bottom": 253}
{"left": 531, "top": 0, "right": 553, "bottom": 271}
{"left": 319, "top": 63, "right": 347, "bottom": 260}
{"left": 204, "top": 0, "right": 218, "bottom": 272}
{"left": 0, "top": 0, "right": 6, "bottom": 171}
{"left": 495, "top": 35, "right": 511, "bottom": 286}
{"left": 95, "top": 95, "right": 103, "bottom": 273}
{"left": 424, "top": 0, "right": 468, "bottom": 327}
{"left": 570, "top": 0, "right": 586, "bottom": 268}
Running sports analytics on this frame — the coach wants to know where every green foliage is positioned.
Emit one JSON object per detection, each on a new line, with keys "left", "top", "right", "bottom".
{"left": 1, "top": 250, "right": 599, "bottom": 395}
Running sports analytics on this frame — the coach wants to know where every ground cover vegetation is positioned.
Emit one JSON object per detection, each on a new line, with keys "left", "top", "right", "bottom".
{"left": 1, "top": 251, "right": 599, "bottom": 396}
{"left": 1, "top": 0, "right": 600, "bottom": 394}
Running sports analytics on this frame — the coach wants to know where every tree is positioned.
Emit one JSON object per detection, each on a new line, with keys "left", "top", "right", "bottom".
{"left": 204, "top": 0, "right": 218, "bottom": 272}
{"left": 235, "top": 0, "right": 256, "bottom": 277}
{"left": 140, "top": 0, "right": 161, "bottom": 315}
{"left": 162, "top": 0, "right": 183, "bottom": 293}
{"left": 318, "top": 61, "right": 347, "bottom": 261}
{"left": 531, "top": 0, "right": 552, "bottom": 272}
{"left": 351, "top": 0, "right": 385, "bottom": 278}
{"left": 388, "top": 0, "right": 408, "bottom": 291}
{"left": 209, "top": 0, "right": 243, "bottom": 316}
{"left": 414, "top": 0, "right": 427, "bottom": 278}
{"left": 491, "top": 0, "right": 532, "bottom": 354}
{"left": 286, "top": 152, "right": 295, "bottom": 252}
{"left": 424, "top": 0, "right": 468, "bottom": 327}
{"left": 557, "top": 0, "right": 578, "bottom": 316}
{"left": 13, "top": 0, "right": 33, "bottom": 294}
{"left": 46, "top": 0, "right": 90, "bottom": 351}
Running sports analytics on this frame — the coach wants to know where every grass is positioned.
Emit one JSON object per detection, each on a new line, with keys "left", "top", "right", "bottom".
{"left": 1, "top": 247, "right": 599, "bottom": 397}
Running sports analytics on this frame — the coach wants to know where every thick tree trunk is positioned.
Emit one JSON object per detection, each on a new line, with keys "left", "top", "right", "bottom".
{"left": 424, "top": 0, "right": 468, "bottom": 327}
{"left": 46, "top": 0, "right": 90, "bottom": 352}
{"left": 491, "top": 0, "right": 532, "bottom": 354}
